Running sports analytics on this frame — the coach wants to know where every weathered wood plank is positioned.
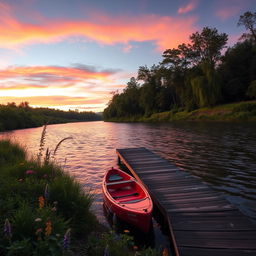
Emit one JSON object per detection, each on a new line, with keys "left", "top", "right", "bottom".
{"left": 116, "top": 148, "right": 256, "bottom": 256}
{"left": 179, "top": 247, "right": 256, "bottom": 256}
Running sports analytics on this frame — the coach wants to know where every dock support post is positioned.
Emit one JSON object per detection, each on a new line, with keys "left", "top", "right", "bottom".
{"left": 118, "top": 156, "right": 121, "bottom": 165}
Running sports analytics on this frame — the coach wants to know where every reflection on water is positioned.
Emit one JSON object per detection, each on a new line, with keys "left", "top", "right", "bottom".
{"left": 1, "top": 121, "right": 256, "bottom": 245}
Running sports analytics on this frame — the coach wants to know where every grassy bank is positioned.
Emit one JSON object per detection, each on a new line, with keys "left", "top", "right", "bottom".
{"left": 105, "top": 101, "right": 256, "bottom": 122}
{"left": 0, "top": 139, "right": 98, "bottom": 255}
{"left": 0, "top": 139, "right": 162, "bottom": 256}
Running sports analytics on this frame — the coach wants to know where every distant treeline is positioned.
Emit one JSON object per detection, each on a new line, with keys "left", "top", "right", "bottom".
{"left": 0, "top": 102, "right": 101, "bottom": 131}
{"left": 103, "top": 11, "right": 256, "bottom": 120}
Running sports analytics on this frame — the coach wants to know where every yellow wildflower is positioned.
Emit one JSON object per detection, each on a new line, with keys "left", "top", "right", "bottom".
{"left": 45, "top": 220, "right": 52, "bottom": 236}
{"left": 38, "top": 196, "right": 45, "bottom": 209}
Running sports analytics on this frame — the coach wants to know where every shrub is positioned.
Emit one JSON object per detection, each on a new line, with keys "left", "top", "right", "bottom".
{"left": 232, "top": 102, "right": 256, "bottom": 113}
{"left": 246, "top": 80, "right": 256, "bottom": 99}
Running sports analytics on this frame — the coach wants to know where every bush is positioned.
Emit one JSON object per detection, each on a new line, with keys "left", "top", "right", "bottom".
{"left": 232, "top": 102, "right": 256, "bottom": 113}
{"left": 246, "top": 80, "right": 256, "bottom": 99}
{"left": 0, "top": 140, "right": 26, "bottom": 166}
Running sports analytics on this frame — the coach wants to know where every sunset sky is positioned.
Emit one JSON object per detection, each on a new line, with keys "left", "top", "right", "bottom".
{"left": 0, "top": 0, "right": 255, "bottom": 112}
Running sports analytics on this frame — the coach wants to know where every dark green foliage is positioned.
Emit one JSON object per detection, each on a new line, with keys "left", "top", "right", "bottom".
{"left": 189, "top": 27, "right": 228, "bottom": 67}
{"left": 0, "top": 103, "right": 101, "bottom": 132}
{"left": 0, "top": 140, "right": 26, "bottom": 166}
{"left": 232, "top": 102, "right": 256, "bottom": 113}
{"left": 86, "top": 231, "right": 161, "bottom": 256}
{"left": 219, "top": 40, "right": 256, "bottom": 102}
{"left": 247, "top": 80, "right": 256, "bottom": 98}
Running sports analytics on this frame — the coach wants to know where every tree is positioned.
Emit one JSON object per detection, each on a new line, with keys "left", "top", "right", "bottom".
{"left": 189, "top": 27, "right": 228, "bottom": 67}
{"left": 238, "top": 11, "right": 256, "bottom": 43}
{"left": 162, "top": 43, "right": 192, "bottom": 70}
{"left": 19, "top": 101, "right": 30, "bottom": 109}
{"left": 137, "top": 65, "right": 162, "bottom": 115}
{"left": 219, "top": 40, "right": 256, "bottom": 102}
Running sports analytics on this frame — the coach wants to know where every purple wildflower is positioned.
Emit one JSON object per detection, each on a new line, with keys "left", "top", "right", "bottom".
{"left": 104, "top": 244, "right": 109, "bottom": 256}
{"left": 44, "top": 184, "right": 49, "bottom": 200}
{"left": 62, "top": 228, "right": 71, "bottom": 250}
{"left": 4, "top": 219, "right": 12, "bottom": 238}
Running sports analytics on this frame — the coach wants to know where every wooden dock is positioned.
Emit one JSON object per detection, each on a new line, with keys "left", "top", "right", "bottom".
{"left": 116, "top": 147, "right": 256, "bottom": 256}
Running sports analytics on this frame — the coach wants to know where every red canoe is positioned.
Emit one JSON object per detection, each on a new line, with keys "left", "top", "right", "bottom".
{"left": 102, "top": 167, "right": 153, "bottom": 233}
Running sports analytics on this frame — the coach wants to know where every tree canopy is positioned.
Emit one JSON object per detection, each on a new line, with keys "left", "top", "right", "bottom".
{"left": 238, "top": 11, "right": 256, "bottom": 43}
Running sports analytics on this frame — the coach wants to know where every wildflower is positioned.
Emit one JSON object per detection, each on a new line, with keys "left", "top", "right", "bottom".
{"left": 104, "top": 244, "right": 109, "bottom": 256}
{"left": 35, "top": 218, "right": 42, "bottom": 222}
{"left": 133, "top": 245, "right": 138, "bottom": 251}
{"left": 35, "top": 228, "right": 43, "bottom": 240}
{"left": 26, "top": 170, "right": 34, "bottom": 175}
{"left": 18, "top": 178, "right": 24, "bottom": 182}
{"left": 162, "top": 247, "right": 169, "bottom": 256}
{"left": 62, "top": 228, "right": 71, "bottom": 250}
{"left": 38, "top": 196, "right": 45, "bottom": 209}
{"left": 3, "top": 219, "right": 12, "bottom": 238}
{"left": 44, "top": 184, "right": 49, "bottom": 200}
{"left": 45, "top": 220, "right": 52, "bottom": 236}
{"left": 51, "top": 207, "right": 57, "bottom": 212}
{"left": 123, "top": 229, "right": 130, "bottom": 234}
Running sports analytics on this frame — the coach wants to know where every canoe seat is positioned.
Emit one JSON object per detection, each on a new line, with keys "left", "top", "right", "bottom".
{"left": 106, "top": 180, "right": 133, "bottom": 186}
{"left": 108, "top": 174, "right": 123, "bottom": 182}
{"left": 122, "top": 198, "right": 147, "bottom": 204}
{"left": 113, "top": 192, "right": 139, "bottom": 199}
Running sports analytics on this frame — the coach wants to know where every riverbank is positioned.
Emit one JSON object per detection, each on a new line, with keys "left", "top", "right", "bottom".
{"left": 0, "top": 103, "right": 102, "bottom": 131}
{"left": 105, "top": 101, "right": 256, "bottom": 122}
{"left": 0, "top": 139, "right": 161, "bottom": 256}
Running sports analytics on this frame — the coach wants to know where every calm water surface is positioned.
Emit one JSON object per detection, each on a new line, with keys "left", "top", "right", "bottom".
{"left": 1, "top": 121, "right": 256, "bottom": 247}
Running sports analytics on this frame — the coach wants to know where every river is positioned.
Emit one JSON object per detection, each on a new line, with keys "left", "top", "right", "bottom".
{"left": 1, "top": 121, "right": 256, "bottom": 248}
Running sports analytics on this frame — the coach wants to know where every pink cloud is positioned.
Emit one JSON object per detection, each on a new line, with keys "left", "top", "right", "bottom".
{"left": 0, "top": 2, "right": 197, "bottom": 52}
{"left": 178, "top": 0, "right": 198, "bottom": 14}
{"left": 123, "top": 44, "right": 133, "bottom": 53}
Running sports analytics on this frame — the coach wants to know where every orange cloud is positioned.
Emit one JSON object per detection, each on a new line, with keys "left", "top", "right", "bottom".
{"left": 178, "top": 0, "right": 198, "bottom": 14}
{"left": 0, "top": 2, "right": 197, "bottom": 51}
{"left": 0, "top": 65, "right": 113, "bottom": 83}
{"left": 0, "top": 64, "right": 127, "bottom": 111}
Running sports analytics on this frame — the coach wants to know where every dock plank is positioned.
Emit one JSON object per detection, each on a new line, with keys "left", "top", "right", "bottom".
{"left": 116, "top": 147, "right": 256, "bottom": 256}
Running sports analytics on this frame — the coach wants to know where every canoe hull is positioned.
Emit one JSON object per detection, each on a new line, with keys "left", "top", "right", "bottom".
{"left": 103, "top": 192, "right": 152, "bottom": 233}
{"left": 102, "top": 168, "right": 153, "bottom": 233}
